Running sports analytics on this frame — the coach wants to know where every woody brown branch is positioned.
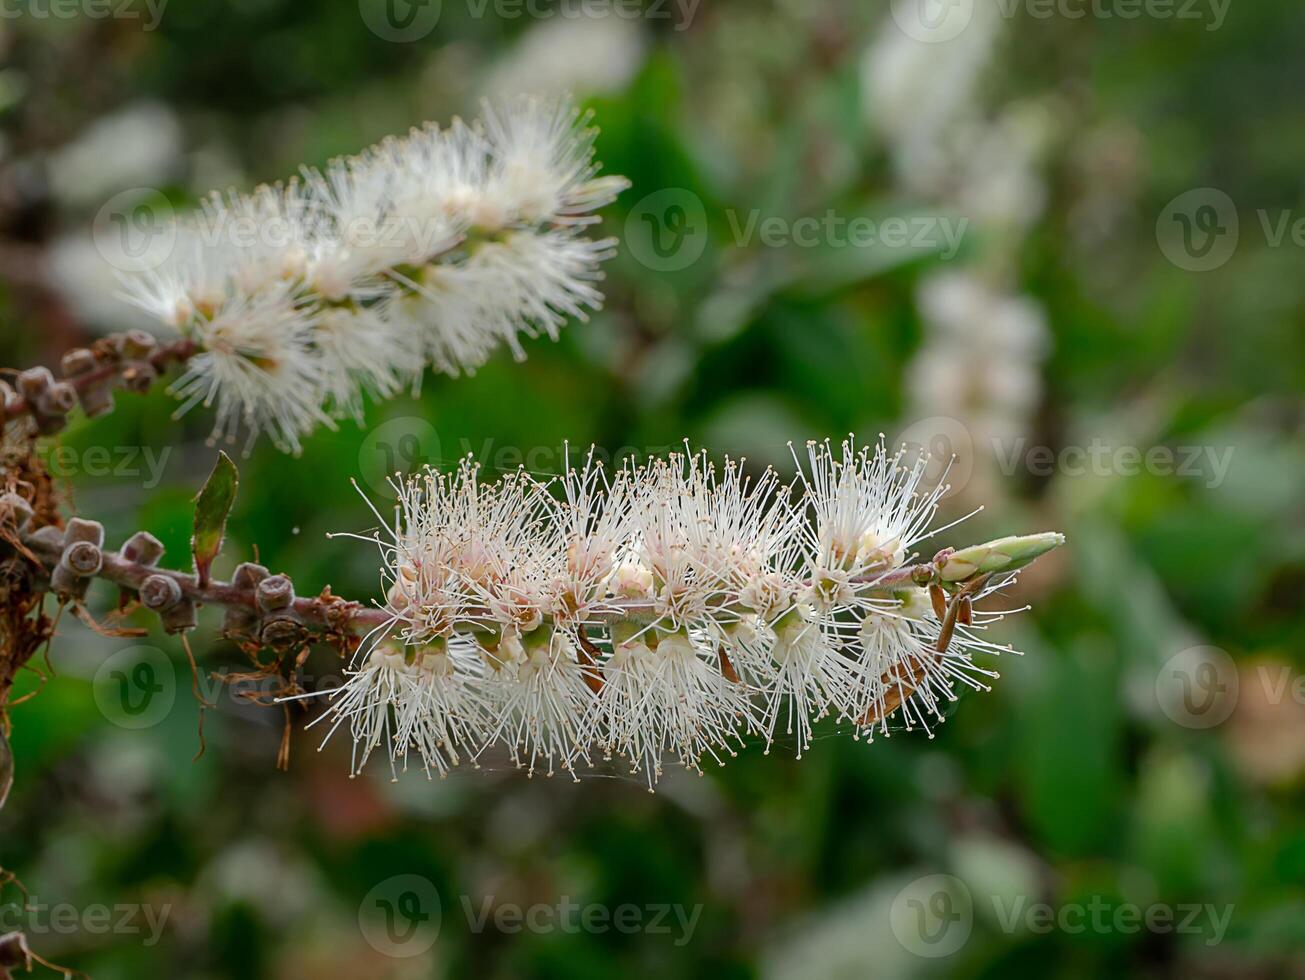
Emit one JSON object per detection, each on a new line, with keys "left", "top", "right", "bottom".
{"left": 13, "top": 522, "right": 388, "bottom": 640}
{"left": 2, "top": 333, "right": 197, "bottom": 431}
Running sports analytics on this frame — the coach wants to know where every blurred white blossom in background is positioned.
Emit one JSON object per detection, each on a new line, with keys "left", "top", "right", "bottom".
{"left": 862, "top": 0, "right": 1003, "bottom": 198}
{"left": 910, "top": 270, "right": 1049, "bottom": 462}
{"left": 484, "top": 13, "right": 648, "bottom": 101}
{"left": 46, "top": 101, "right": 182, "bottom": 207}
{"left": 864, "top": 4, "right": 1055, "bottom": 507}
{"left": 48, "top": 232, "right": 159, "bottom": 334}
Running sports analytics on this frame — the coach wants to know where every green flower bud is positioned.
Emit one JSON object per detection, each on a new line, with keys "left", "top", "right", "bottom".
{"left": 939, "top": 532, "right": 1065, "bottom": 582}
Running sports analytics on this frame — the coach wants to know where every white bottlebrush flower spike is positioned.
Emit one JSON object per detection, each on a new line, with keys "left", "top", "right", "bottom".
{"left": 123, "top": 97, "right": 628, "bottom": 453}
{"left": 303, "top": 437, "right": 1064, "bottom": 790}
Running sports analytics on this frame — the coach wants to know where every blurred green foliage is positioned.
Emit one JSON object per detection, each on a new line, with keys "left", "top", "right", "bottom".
{"left": 1, "top": 1, "right": 1303, "bottom": 978}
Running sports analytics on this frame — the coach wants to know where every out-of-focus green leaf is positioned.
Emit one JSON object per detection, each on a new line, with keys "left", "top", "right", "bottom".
{"left": 1015, "top": 637, "right": 1123, "bottom": 856}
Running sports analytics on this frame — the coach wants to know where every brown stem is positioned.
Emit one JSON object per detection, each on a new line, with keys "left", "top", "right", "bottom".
{"left": 859, "top": 574, "right": 993, "bottom": 727}
{"left": 15, "top": 526, "right": 392, "bottom": 635}
{"left": 3, "top": 335, "right": 197, "bottom": 426}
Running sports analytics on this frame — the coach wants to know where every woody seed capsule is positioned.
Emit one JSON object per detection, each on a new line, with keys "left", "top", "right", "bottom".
{"left": 63, "top": 517, "right": 105, "bottom": 548}
{"left": 121, "top": 531, "right": 166, "bottom": 565}
{"left": 16, "top": 366, "right": 53, "bottom": 399}
{"left": 256, "top": 574, "right": 295, "bottom": 611}
{"left": 140, "top": 574, "right": 183, "bottom": 611}
{"left": 61, "top": 348, "right": 97, "bottom": 377}
{"left": 62, "top": 541, "right": 103, "bottom": 577}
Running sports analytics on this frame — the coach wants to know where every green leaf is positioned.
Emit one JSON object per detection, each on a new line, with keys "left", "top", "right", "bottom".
{"left": 192, "top": 451, "right": 239, "bottom": 587}
{"left": 1015, "top": 638, "right": 1122, "bottom": 855}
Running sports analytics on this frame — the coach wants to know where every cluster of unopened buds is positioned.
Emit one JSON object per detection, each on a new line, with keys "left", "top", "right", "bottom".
{"left": 310, "top": 437, "right": 1063, "bottom": 790}
{"left": 1, "top": 331, "right": 194, "bottom": 436}
{"left": 1, "top": 493, "right": 343, "bottom": 642}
